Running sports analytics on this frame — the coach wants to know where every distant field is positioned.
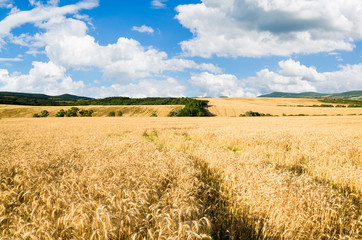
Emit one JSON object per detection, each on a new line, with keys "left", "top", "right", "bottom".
{"left": 0, "top": 117, "right": 361, "bottom": 239}
{"left": 0, "top": 97, "right": 361, "bottom": 118}
{"left": 202, "top": 97, "right": 362, "bottom": 116}
{"left": 0, "top": 105, "right": 183, "bottom": 118}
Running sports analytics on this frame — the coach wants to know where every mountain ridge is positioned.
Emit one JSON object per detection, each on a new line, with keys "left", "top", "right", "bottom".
{"left": 259, "top": 91, "right": 362, "bottom": 99}
{"left": 0, "top": 91, "right": 93, "bottom": 100}
{"left": 0, "top": 91, "right": 202, "bottom": 106}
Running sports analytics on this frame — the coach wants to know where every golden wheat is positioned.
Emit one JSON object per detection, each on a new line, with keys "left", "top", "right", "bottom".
{"left": 201, "top": 97, "right": 362, "bottom": 116}
{"left": 1, "top": 97, "right": 362, "bottom": 118}
{"left": 0, "top": 105, "right": 183, "bottom": 118}
{"left": 0, "top": 116, "right": 361, "bottom": 239}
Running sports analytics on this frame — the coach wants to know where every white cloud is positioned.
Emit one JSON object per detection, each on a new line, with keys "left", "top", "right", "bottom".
{"left": 38, "top": 17, "right": 220, "bottom": 81}
{"left": 25, "top": 48, "right": 45, "bottom": 56}
{"left": 0, "top": 57, "right": 23, "bottom": 62}
{"left": 277, "top": 59, "right": 325, "bottom": 82}
{"left": 151, "top": 0, "right": 167, "bottom": 9}
{"left": 248, "top": 68, "right": 318, "bottom": 94}
{"left": 0, "top": 0, "right": 99, "bottom": 35}
{"left": 29, "top": 0, "right": 41, "bottom": 7}
{"left": 73, "top": 13, "right": 94, "bottom": 27}
{"left": 190, "top": 60, "right": 362, "bottom": 97}
{"left": 0, "top": 61, "right": 85, "bottom": 95}
{"left": 190, "top": 72, "right": 255, "bottom": 97}
{"left": 9, "top": 33, "right": 43, "bottom": 48}
{"left": 176, "top": 0, "right": 362, "bottom": 57}
{"left": 247, "top": 59, "right": 362, "bottom": 94}
{"left": 93, "top": 78, "right": 185, "bottom": 98}
{"left": 132, "top": 25, "right": 154, "bottom": 34}
{"left": 0, "top": 0, "right": 224, "bottom": 97}
{"left": 0, "top": 0, "right": 12, "bottom": 8}
{"left": 47, "top": 0, "right": 60, "bottom": 6}
{"left": 320, "top": 64, "right": 362, "bottom": 93}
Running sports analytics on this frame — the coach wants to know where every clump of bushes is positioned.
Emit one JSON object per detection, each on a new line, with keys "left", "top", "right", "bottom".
{"left": 320, "top": 104, "right": 334, "bottom": 108}
{"left": 282, "top": 113, "right": 331, "bottom": 117}
{"left": 108, "top": 111, "right": 123, "bottom": 117}
{"left": 56, "top": 109, "right": 66, "bottom": 117}
{"left": 33, "top": 110, "right": 49, "bottom": 118}
{"left": 288, "top": 114, "right": 310, "bottom": 117}
{"left": 56, "top": 107, "right": 93, "bottom": 117}
{"left": 319, "top": 98, "right": 362, "bottom": 107}
{"left": 150, "top": 113, "right": 157, "bottom": 117}
{"left": 239, "top": 111, "right": 273, "bottom": 117}
{"left": 168, "top": 99, "right": 208, "bottom": 117}
{"left": 167, "top": 111, "right": 178, "bottom": 117}
{"left": 296, "top": 104, "right": 335, "bottom": 108}
{"left": 79, "top": 109, "right": 94, "bottom": 117}
{"left": 65, "top": 107, "right": 79, "bottom": 117}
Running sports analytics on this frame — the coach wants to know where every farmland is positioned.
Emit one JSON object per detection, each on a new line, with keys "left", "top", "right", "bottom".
{"left": 202, "top": 98, "right": 362, "bottom": 117}
{"left": 0, "top": 116, "right": 361, "bottom": 239}
{"left": 0, "top": 105, "right": 184, "bottom": 118}
{"left": 1, "top": 97, "right": 361, "bottom": 118}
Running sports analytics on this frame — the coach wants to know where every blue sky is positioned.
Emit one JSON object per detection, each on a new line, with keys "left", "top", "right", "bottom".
{"left": 0, "top": 0, "right": 361, "bottom": 98}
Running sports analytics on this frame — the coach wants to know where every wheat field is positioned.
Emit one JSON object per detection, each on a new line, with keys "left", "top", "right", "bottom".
{"left": 1, "top": 97, "right": 362, "bottom": 118}
{"left": 0, "top": 105, "right": 184, "bottom": 118}
{"left": 201, "top": 98, "right": 362, "bottom": 117}
{"left": 0, "top": 116, "right": 361, "bottom": 239}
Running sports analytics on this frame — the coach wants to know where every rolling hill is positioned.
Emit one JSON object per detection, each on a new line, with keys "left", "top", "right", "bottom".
{"left": 200, "top": 97, "right": 362, "bottom": 117}
{"left": 0, "top": 92, "right": 199, "bottom": 106}
{"left": 0, "top": 92, "right": 93, "bottom": 100}
{"left": 259, "top": 91, "right": 362, "bottom": 99}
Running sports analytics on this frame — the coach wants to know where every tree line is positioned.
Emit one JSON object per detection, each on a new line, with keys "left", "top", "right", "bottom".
{"left": 0, "top": 95, "right": 204, "bottom": 106}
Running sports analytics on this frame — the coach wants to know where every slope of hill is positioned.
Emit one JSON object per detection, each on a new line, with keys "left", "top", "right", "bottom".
{"left": 0, "top": 105, "right": 184, "bottom": 118}
{"left": 259, "top": 91, "right": 362, "bottom": 99}
{"left": 0, "top": 92, "right": 203, "bottom": 106}
{"left": 0, "top": 92, "right": 94, "bottom": 105}
{"left": 0, "top": 92, "right": 93, "bottom": 100}
{"left": 1, "top": 97, "right": 362, "bottom": 118}
{"left": 201, "top": 98, "right": 362, "bottom": 117}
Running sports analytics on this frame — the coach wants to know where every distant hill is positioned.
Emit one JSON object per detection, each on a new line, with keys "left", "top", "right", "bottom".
{"left": 259, "top": 91, "right": 362, "bottom": 99}
{"left": 0, "top": 92, "right": 94, "bottom": 106}
{"left": 0, "top": 91, "right": 204, "bottom": 106}
{"left": 0, "top": 92, "right": 93, "bottom": 100}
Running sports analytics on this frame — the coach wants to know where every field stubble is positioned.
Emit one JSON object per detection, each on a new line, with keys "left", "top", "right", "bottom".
{"left": 0, "top": 116, "right": 361, "bottom": 239}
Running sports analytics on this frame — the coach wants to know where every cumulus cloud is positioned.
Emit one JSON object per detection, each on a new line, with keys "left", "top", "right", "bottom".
{"left": 176, "top": 0, "right": 362, "bottom": 57}
{"left": 190, "top": 60, "right": 362, "bottom": 98}
{"left": 93, "top": 78, "right": 185, "bottom": 98}
{"left": 247, "top": 59, "right": 362, "bottom": 95}
{"left": 38, "top": 17, "right": 220, "bottom": 81}
{"left": 151, "top": 0, "right": 167, "bottom": 9}
{"left": 0, "top": 1, "right": 221, "bottom": 97}
{"left": 190, "top": 72, "right": 255, "bottom": 97}
{"left": 0, "top": 61, "right": 85, "bottom": 95}
{"left": 132, "top": 25, "right": 154, "bottom": 34}
{"left": 0, "top": 0, "right": 99, "bottom": 35}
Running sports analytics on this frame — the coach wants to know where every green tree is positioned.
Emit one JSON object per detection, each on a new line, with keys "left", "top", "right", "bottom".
{"left": 65, "top": 107, "right": 79, "bottom": 117}
{"left": 56, "top": 109, "right": 66, "bottom": 117}
{"left": 40, "top": 110, "right": 49, "bottom": 117}
{"left": 79, "top": 109, "right": 94, "bottom": 117}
